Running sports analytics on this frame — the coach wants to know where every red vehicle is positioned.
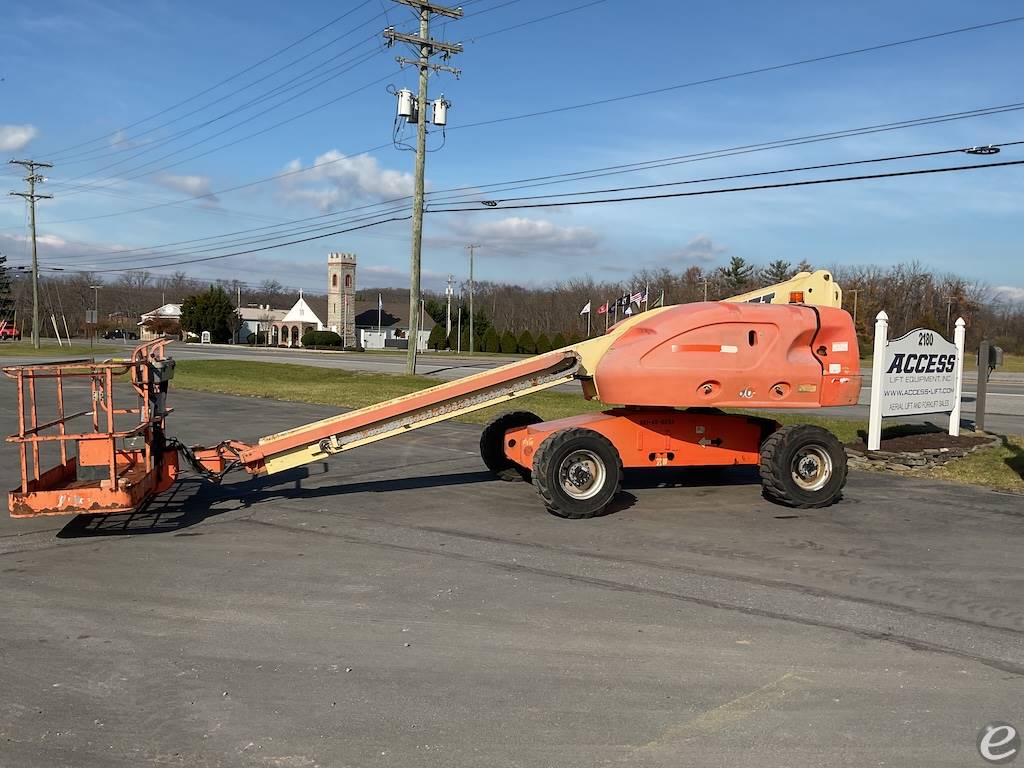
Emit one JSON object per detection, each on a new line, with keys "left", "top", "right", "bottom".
{"left": 0, "top": 323, "right": 20, "bottom": 341}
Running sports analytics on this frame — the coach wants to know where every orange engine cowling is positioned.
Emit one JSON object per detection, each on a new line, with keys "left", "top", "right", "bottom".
{"left": 592, "top": 302, "right": 861, "bottom": 409}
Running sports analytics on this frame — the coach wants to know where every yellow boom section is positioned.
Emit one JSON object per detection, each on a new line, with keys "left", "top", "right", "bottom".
{"left": 724, "top": 269, "right": 842, "bottom": 308}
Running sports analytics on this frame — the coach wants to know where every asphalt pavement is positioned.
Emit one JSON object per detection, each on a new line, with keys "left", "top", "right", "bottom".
{"left": 0, "top": 385, "right": 1022, "bottom": 767}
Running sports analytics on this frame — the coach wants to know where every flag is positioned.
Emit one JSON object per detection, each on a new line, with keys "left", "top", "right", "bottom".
{"left": 651, "top": 289, "right": 665, "bottom": 308}
{"left": 580, "top": 301, "right": 591, "bottom": 315}
{"left": 624, "top": 306, "right": 633, "bottom": 316}
{"left": 617, "top": 293, "right": 630, "bottom": 309}
{"left": 630, "top": 291, "right": 644, "bottom": 305}
{"left": 378, "top": 293, "right": 383, "bottom": 310}
{"left": 596, "top": 302, "right": 608, "bottom": 315}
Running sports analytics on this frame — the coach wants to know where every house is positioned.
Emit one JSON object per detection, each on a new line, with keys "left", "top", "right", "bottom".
{"left": 235, "top": 305, "right": 287, "bottom": 345}
{"left": 354, "top": 298, "right": 436, "bottom": 351}
{"left": 138, "top": 303, "right": 182, "bottom": 341}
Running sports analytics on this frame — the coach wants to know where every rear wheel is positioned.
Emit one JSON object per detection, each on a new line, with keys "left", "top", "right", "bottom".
{"left": 760, "top": 424, "right": 847, "bottom": 508}
{"left": 479, "top": 411, "right": 543, "bottom": 481}
{"left": 533, "top": 428, "right": 623, "bottom": 519}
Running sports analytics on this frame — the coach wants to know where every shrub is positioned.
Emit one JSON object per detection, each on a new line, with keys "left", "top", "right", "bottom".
{"left": 499, "top": 330, "right": 518, "bottom": 354}
{"left": 301, "top": 330, "right": 342, "bottom": 348}
{"left": 551, "top": 332, "right": 567, "bottom": 350}
{"left": 535, "top": 333, "right": 552, "bottom": 354}
{"left": 482, "top": 326, "right": 500, "bottom": 353}
{"left": 517, "top": 330, "right": 536, "bottom": 355}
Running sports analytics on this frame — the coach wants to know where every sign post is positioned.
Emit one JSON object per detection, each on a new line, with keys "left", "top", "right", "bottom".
{"left": 867, "top": 312, "right": 964, "bottom": 451}
{"left": 948, "top": 317, "right": 966, "bottom": 436}
{"left": 867, "top": 311, "right": 888, "bottom": 451}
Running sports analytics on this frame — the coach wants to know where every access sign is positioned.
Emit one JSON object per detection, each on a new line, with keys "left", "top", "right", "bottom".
{"left": 879, "top": 329, "right": 959, "bottom": 417}
{"left": 866, "top": 312, "right": 966, "bottom": 450}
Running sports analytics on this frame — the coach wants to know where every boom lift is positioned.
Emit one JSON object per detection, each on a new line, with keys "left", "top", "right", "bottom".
{"left": 5, "top": 270, "right": 860, "bottom": 520}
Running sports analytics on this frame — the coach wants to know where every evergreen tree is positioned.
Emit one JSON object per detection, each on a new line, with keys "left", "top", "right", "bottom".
{"left": 551, "top": 332, "right": 567, "bottom": 350}
{"left": 763, "top": 259, "right": 792, "bottom": 284}
{"left": 427, "top": 323, "right": 447, "bottom": 351}
{"left": 0, "top": 252, "right": 12, "bottom": 322}
{"left": 483, "top": 325, "right": 500, "bottom": 353}
{"left": 796, "top": 259, "right": 813, "bottom": 273}
{"left": 180, "top": 287, "right": 235, "bottom": 343}
{"left": 535, "top": 332, "right": 552, "bottom": 353}
{"left": 517, "top": 329, "right": 536, "bottom": 355}
{"left": 499, "top": 330, "right": 518, "bottom": 354}
{"left": 721, "top": 256, "right": 755, "bottom": 295}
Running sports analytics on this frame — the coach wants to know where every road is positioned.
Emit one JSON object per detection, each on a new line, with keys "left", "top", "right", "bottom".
{"left": 8, "top": 339, "right": 1022, "bottom": 434}
{"left": 0, "top": 386, "right": 1021, "bottom": 767}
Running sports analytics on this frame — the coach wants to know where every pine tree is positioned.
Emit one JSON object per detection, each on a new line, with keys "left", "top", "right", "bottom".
{"left": 427, "top": 323, "right": 447, "bottom": 351}
{"left": 180, "top": 287, "right": 235, "bottom": 343}
{"left": 535, "top": 332, "right": 551, "bottom": 353}
{"left": 551, "top": 332, "right": 567, "bottom": 350}
{"left": 796, "top": 259, "right": 813, "bottom": 273}
{"left": 0, "top": 252, "right": 12, "bottom": 322}
{"left": 721, "top": 256, "right": 755, "bottom": 295}
{"left": 517, "top": 329, "right": 536, "bottom": 355}
{"left": 763, "top": 259, "right": 792, "bottom": 284}
{"left": 483, "top": 326, "right": 500, "bottom": 353}
{"left": 499, "top": 330, "right": 518, "bottom": 354}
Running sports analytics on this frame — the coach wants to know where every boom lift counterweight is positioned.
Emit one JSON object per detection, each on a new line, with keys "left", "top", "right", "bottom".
{"left": 5, "top": 271, "right": 860, "bottom": 520}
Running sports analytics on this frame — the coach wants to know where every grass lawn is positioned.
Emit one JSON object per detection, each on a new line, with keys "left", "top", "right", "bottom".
{"left": 0, "top": 341, "right": 109, "bottom": 358}
{"left": 172, "top": 359, "right": 1022, "bottom": 494}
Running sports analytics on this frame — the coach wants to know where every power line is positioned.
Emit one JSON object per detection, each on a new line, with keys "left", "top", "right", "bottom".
{"left": 32, "top": 99, "right": 1024, "bottom": 229}
{"left": 40, "top": 0, "right": 380, "bottom": 159}
{"left": 59, "top": 139, "right": 1020, "bottom": 266}
{"left": 34, "top": 157, "right": 1024, "bottom": 275}
{"left": 429, "top": 159, "right": 1024, "bottom": 212}
{"left": 451, "top": 14, "right": 1024, "bottom": 130}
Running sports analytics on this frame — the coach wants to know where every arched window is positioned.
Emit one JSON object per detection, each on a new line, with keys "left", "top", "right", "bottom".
{"left": 331, "top": 274, "right": 338, "bottom": 288}
{"left": 345, "top": 274, "right": 352, "bottom": 287}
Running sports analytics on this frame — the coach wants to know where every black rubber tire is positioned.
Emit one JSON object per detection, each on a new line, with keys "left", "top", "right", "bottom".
{"left": 479, "top": 411, "right": 543, "bottom": 481}
{"left": 760, "top": 424, "right": 848, "bottom": 508}
{"left": 532, "top": 428, "right": 623, "bottom": 519}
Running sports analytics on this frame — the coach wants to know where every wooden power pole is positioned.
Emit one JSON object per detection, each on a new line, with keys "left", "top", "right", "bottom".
{"left": 385, "top": 0, "right": 462, "bottom": 374}
{"left": 9, "top": 159, "right": 53, "bottom": 349}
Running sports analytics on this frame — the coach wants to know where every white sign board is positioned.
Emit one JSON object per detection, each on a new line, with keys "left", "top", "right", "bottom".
{"left": 878, "top": 329, "right": 959, "bottom": 417}
{"left": 867, "top": 313, "right": 966, "bottom": 450}
{"left": 201, "top": 331, "right": 211, "bottom": 344}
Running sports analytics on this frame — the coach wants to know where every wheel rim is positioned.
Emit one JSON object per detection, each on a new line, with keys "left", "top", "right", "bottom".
{"left": 790, "top": 444, "right": 833, "bottom": 491}
{"left": 558, "top": 449, "right": 606, "bottom": 500}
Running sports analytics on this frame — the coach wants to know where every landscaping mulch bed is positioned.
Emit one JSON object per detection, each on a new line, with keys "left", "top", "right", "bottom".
{"left": 844, "top": 431, "right": 991, "bottom": 454}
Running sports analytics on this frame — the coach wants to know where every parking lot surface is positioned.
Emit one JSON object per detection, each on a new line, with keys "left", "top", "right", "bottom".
{"left": 1, "top": 386, "right": 1021, "bottom": 767}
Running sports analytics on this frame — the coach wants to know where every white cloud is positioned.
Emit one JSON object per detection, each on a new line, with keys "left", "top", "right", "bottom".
{"left": 0, "top": 124, "right": 38, "bottom": 152}
{"left": 279, "top": 150, "right": 416, "bottom": 212}
{"left": 440, "top": 216, "right": 601, "bottom": 255}
{"left": 993, "top": 285, "right": 1024, "bottom": 305}
{"left": 153, "top": 173, "right": 218, "bottom": 202}
{"left": 668, "top": 234, "right": 725, "bottom": 263}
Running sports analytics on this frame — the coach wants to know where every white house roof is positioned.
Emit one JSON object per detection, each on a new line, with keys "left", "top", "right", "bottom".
{"left": 237, "top": 306, "right": 287, "bottom": 322}
{"left": 140, "top": 303, "right": 182, "bottom": 319}
{"left": 280, "top": 295, "right": 323, "bottom": 325}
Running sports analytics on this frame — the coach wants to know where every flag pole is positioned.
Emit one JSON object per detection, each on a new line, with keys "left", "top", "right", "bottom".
{"left": 587, "top": 307, "right": 591, "bottom": 338}
{"left": 377, "top": 293, "right": 382, "bottom": 335}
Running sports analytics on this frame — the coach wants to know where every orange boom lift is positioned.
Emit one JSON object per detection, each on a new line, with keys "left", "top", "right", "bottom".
{"left": 5, "top": 272, "right": 860, "bottom": 520}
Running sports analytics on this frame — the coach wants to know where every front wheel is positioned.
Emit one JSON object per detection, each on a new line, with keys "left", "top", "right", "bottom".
{"left": 532, "top": 428, "right": 623, "bottom": 519}
{"left": 759, "top": 424, "right": 847, "bottom": 508}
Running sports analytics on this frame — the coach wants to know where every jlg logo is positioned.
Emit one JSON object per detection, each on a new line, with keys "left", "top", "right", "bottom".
{"left": 886, "top": 353, "right": 957, "bottom": 375}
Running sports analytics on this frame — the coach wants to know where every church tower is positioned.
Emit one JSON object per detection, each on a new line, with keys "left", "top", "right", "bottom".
{"left": 327, "top": 252, "right": 356, "bottom": 345}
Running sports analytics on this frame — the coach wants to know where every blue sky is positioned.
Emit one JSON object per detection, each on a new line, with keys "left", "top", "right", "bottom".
{"left": 1, "top": 0, "right": 1022, "bottom": 301}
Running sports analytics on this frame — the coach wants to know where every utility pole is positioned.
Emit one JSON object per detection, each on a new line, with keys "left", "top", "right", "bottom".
{"left": 385, "top": 0, "right": 462, "bottom": 374}
{"left": 9, "top": 159, "right": 52, "bottom": 349}
{"left": 848, "top": 288, "right": 860, "bottom": 327}
{"left": 445, "top": 273, "right": 453, "bottom": 337}
{"left": 944, "top": 295, "right": 955, "bottom": 336}
{"left": 89, "top": 283, "right": 101, "bottom": 348}
{"left": 466, "top": 243, "right": 479, "bottom": 354}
